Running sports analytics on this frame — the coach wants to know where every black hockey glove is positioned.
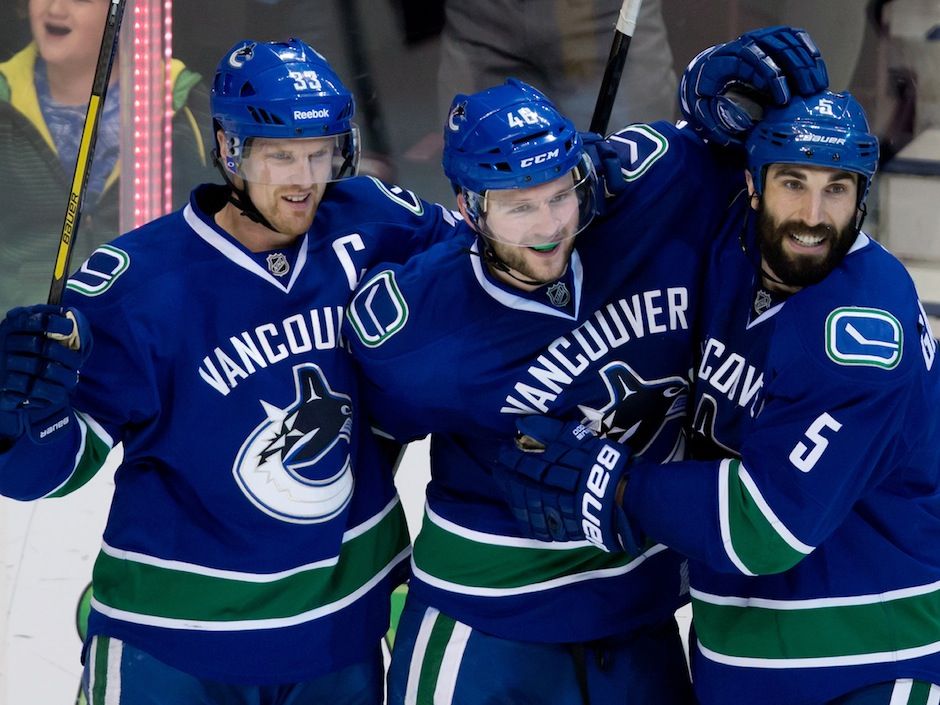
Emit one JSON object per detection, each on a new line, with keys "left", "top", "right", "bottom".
{"left": 679, "top": 25, "right": 829, "bottom": 147}
{"left": 494, "top": 416, "right": 644, "bottom": 554}
{"left": 0, "top": 305, "right": 92, "bottom": 444}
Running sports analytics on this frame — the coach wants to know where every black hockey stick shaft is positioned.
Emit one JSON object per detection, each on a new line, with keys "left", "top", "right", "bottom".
{"left": 589, "top": 0, "right": 644, "bottom": 135}
{"left": 48, "top": 0, "right": 127, "bottom": 307}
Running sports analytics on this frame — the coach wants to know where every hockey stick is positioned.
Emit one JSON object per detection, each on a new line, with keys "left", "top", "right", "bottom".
{"left": 589, "top": 0, "right": 644, "bottom": 135}
{"left": 513, "top": 0, "right": 646, "bottom": 455}
{"left": 48, "top": 0, "right": 127, "bottom": 310}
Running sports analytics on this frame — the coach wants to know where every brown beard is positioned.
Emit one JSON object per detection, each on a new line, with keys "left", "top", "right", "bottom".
{"left": 756, "top": 205, "right": 857, "bottom": 289}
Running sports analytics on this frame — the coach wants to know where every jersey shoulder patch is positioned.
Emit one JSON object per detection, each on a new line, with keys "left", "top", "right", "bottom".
{"left": 607, "top": 124, "right": 670, "bottom": 182}
{"left": 824, "top": 306, "right": 903, "bottom": 370}
{"left": 66, "top": 244, "right": 132, "bottom": 297}
{"left": 365, "top": 176, "right": 425, "bottom": 216}
{"left": 347, "top": 268, "right": 409, "bottom": 348}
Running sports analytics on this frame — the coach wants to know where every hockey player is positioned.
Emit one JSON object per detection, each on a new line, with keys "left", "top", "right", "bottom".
{"left": 343, "top": 26, "right": 828, "bottom": 705}
{"left": 495, "top": 91, "right": 940, "bottom": 704}
{"left": 0, "top": 39, "right": 457, "bottom": 703}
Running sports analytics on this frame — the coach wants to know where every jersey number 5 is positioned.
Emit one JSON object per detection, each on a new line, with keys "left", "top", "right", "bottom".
{"left": 789, "top": 412, "right": 842, "bottom": 473}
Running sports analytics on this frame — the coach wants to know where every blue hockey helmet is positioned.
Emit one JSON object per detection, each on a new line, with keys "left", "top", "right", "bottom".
{"left": 442, "top": 79, "right": 596, "bottom": 245}
{"left": 746, "top": 91, "right": 879, "bottom": 208}
{"left": 211, "top": 38, "right": 359, "bottom": 182}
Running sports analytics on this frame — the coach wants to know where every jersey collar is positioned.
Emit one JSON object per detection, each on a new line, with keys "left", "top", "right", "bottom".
{"left": 183, "top": 199, "right": 309, "bottom": 294}
{"left": 469, "top": 238, "right": 583, "bottom": 320}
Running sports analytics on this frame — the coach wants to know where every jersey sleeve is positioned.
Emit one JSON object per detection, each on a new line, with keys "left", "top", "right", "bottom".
{"left": 361, "top": 176, "right": 460, "bottom": 263}
{"left": 601, "top": 120, "right": 745, "bottom": 215}
{"left": 0, "top": 417, "right": 94, "bottom": 500}
{"left": 344, "top": 247, "right": 471, "bottom": 442}
{"left": 0, "top": 251, "right": 162, "bottom": 500}
{"left": 627, "top": 295, "right": 924, "bottom": 576}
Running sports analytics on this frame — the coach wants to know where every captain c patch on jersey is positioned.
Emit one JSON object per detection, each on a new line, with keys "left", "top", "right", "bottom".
{"left": 232, "top": 363, "right": 354, "bottom": 524}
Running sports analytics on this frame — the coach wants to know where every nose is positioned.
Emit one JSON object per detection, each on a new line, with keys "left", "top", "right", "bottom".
{"left": 286, "top": 160, "right": 320, "bottom": 187}
{"left": 46, "top": 0, "right": 68, "bottom": 16}
{"left": 531, "top": 202, "right": 564, "bottom": 238}
{"left": 797, "top": 190, "right": 826, "bottom": 227}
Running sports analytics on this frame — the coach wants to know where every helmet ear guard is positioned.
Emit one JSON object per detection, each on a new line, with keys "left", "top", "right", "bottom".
{"left": 745, "top": 90, "right": 879, "bottom": 210}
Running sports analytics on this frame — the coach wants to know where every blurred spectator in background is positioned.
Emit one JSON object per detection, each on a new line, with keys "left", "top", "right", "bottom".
{"left": 0, "top": 0, "right": 214, "bottom": 310}
{"left": 437, "top": 0, "right": 678, "bottom": 130}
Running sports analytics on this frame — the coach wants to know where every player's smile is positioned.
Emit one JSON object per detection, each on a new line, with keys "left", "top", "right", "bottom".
{"left": 281, "top": 192, "right": 314, "bottom": 211}
{"left": 783, "top": 224, "right": 832, "bottom": 256}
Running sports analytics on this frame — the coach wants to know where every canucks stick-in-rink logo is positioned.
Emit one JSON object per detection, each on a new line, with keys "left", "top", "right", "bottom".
{"left": 578, "top": 362, "right": 688, "bottom": 460}
{"left": 233, "top": 363, "right": 354, "bottom": 523}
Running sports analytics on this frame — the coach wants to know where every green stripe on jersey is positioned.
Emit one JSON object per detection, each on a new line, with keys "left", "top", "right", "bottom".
{"left": 415, "top": 611, "right": 458, "bottom": 704}
{"left": 908, "top": 681, "right": 934, "bottom": 704}
{"left": 47, "top": 413, "right": 113, "bottom": 498}
{"left": 411, "top": 507, "right": 648, "bottom": 595}
{"left": 90, "top": 636, "right": 111, "bottom": 705}
{"left": 722, "top": 459, "right": 809, "bottom": 575}
{"left": 692, "top": 580, "right": 940, "bottom": 666}
{"left": 91, "top": 500, "right": 410, "bottom": 627}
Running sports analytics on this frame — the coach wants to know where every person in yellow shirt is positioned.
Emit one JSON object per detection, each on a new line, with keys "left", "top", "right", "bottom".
{"left": 0, "top": 0, "right": 214, "bottom": 309}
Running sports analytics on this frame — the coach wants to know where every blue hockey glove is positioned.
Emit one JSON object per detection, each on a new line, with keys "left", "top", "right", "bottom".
{"left": 494, "top": 416, "right": 643, "bottom": 554}
{"left": 680, "top": 25, "right": 829, "bottom": 146}
{"left": 0, "top": 305, "right": 92, "bottom": 444}
{"left": 580, "top": 131, "right": 627, "bottom": 201}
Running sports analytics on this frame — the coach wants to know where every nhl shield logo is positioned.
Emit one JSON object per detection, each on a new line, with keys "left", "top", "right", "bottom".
{"left": 266, "top": 252, "right": 290, "bottom": 277}
{"left": 753, "top": 288, "right": 773, "bottom": 316}
{"left": 546, "top": 282, "right": 570, "bottom": 308}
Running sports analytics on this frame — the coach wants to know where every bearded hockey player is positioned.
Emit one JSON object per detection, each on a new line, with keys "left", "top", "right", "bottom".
{"left": 497, "top": 90, "right": 940, "bottom": 705}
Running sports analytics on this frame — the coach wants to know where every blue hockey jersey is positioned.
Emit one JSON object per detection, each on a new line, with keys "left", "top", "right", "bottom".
{"left": 345, "top": 122, "right": 743, "bottom": 643}
{"left": 626, "top": 205, "right": 940, "bottom": 705}
{"left": 0, "top": 179, "right": 456, "bottom": 684}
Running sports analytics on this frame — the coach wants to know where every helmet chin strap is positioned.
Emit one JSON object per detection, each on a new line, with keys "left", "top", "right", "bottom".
{"left": 461, "top": 200, "right": 557, "bottom": 287}
{"left": 213, "top": 150, "right": 281, "bottom": 234}
{"left": 463, "top": 236, "right": 556, "bottom": 288}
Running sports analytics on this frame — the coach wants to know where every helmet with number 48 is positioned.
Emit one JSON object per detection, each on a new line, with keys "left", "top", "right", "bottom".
{"left": 442, "top": 79, "right": 597, "bottom": 251}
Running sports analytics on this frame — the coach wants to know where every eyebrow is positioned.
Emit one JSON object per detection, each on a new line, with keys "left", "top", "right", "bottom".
{"left": 772, "top": 166, "right": 856, "bottom": 183}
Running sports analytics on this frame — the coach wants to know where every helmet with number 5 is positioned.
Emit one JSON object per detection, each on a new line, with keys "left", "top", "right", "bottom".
{"left": 211, "top": 38, "right": 360, "bottom": 185}
{"left": 442, "top": 79, "right": 597, "bottom": 247}
{"left": 746, "top": 91, "right": 879, "bottom": 211}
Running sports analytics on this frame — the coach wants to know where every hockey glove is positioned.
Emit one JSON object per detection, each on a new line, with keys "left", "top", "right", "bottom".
{"left": 494, "top": 416, "right": 643, "bottom": 554}
{"left": 0, "top": 305, "right": 92, "bottom": 444}
{"left": 679, "top": 25, "right": 829, "bottom": 147}
{"left": 580, "top": 131, "right": 627, "bottom": 202}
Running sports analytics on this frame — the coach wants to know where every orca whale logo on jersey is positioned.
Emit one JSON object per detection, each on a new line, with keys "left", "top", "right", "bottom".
{"left": 233, "top": 363, "right": 354, "bottom": 524}
{"left": 578, "top": 361, "right": 688, "bottom": 458}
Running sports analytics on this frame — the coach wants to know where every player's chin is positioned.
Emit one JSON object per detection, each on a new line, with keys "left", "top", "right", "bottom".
{"left": 528, "top": 261, "right": 567, "bottom": 283}
{"left": 274, "top": 213, "right": 316, "bottom": 237}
